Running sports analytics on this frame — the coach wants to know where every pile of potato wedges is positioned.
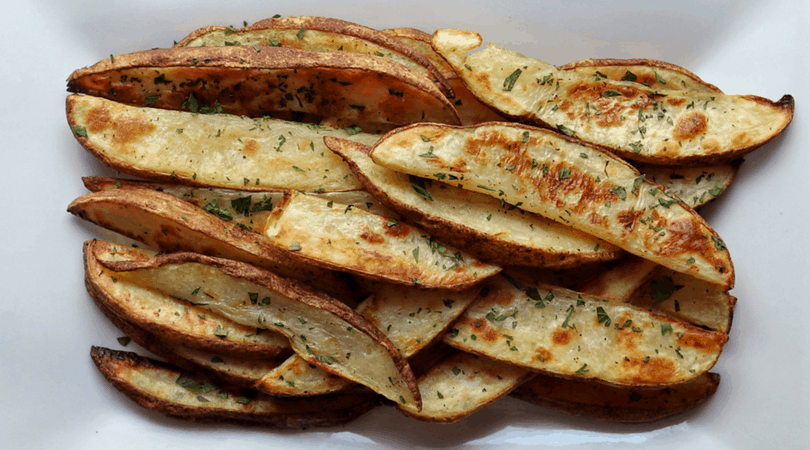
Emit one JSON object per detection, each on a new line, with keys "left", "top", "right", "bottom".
{"left": 68, "top": 16, "right": 793, "bottom": 428}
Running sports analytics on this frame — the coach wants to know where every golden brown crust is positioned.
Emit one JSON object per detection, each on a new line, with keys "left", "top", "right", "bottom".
{"left": 177, "top": 17, "right": 454, "bottom": 98}
{"left": 67, "top": 46, "right": 461, "bottom": 127}
{"left": 94, "top": 246, "right": 422, "bottom": 411}
{"left": 90, "top": 346, "right": 379, "bottom": 428}
{"left": 511, "top": 371, "right": 720, "bottom": 423}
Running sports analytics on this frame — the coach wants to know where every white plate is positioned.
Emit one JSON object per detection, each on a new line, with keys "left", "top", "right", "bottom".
{"left": 2, "top": 0, "right": 807, "bottom": 448}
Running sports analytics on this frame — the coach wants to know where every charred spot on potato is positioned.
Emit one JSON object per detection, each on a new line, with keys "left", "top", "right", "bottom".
{"left": 672, "top": 112, "right": 708, "bottom": 142}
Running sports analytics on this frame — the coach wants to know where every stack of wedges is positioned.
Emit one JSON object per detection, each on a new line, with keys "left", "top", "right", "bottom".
{"left": 68, "top": 16, "right": 793, "bottom": 427}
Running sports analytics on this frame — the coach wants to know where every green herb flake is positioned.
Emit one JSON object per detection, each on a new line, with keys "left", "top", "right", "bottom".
{"left": 556, "top": 124, "right": 575, "bottom": 137}
{"left": 288, "top": 241, "right": 302, "bottom": 251}
{"left": 575, "top": 364, "right": 589, "bottom": 375}
{"left": 661, "top": 322, "right": 674, "bottom": 335}
{"left": 558, "top": 168, "right": 572, "bottom": 179}
{"left": 72, "top": 125, "right": 88, "bottom": 137}
{"left": 602, "top": 89, "right": 622, "bottom": 97}
{"left": 296, "top": 27, "right": 306, "bottom": 39}
{"left": 144, "top": 94, "right": 160, "bottom": 106}
{"left": 622, "top": 70, "right": 637, "bottom": 82}
{"left": 650, "top": 276, "right": 675, "bottom": 305}
{"left": 503, "top": 68, "right": 523, "bottom": 91}
{"left": 596, "top": 307, "right": 611, "bottom": 327}
{"left": 117, "top": 336, "right": 131, "bottom": 346}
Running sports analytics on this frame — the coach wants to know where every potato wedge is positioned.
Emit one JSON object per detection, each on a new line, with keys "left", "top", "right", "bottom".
{"left": 382, "top": 27, "right": 455, "bottom": 75}
{"left": 637, "top": 161, "right": 740, "bottom": 208}
{"left": 90, "top": 346, "right": 378, "bottom": 428}
{"left": 82, "top": 177, "right": 398, "bottom": 232}
{"left": 381, "top": 28, "right": 506, "bottom": 125}
{"left": 559, "top": 59, "right": 721, "bottom": 93}
{"left": 631, "top": 268, "right": 736, "bottom": 333}
{"left": 69, "top": 189, "right": 353, "bottom": 301}
{"left": 86, "top": 240, "right": 291, "bottom": 359}
{"left": 371, "top": 122, "right": 734, "bottom": 288}
{"left": 258, "top": 282, "right": 478, "bottom": 396}
{"left": 90, "top": 242, "right": 421, "bottom": 409}
{"left": 262, "top": 191, "right": 501, "bottom": 289}
{"left": 577, "top": 257, "right": 660, "bottom": 302}
{"left": 177, "top": 16, "right": 453, "bottom": 98}
{"left": 432, "top": 29, "right": 794, "bottom": 165}
{"left": 512, "top": 371, "right": 720, "bottom": 423}
{"left": 90, "top": 286, "right": 282, "bottom": 389}
{"left": 397, "top": 351, "right": 534, "bottom": 423}
{"left": 67, "top": 45, "right": 461, "bottom": 127}
{"left": 326, "top": 137, "right": 621, "bottom": 269}
{"left": 67, "top": 95, "right": 379, "bottom": 192}
{"left": 444, "top": 275, "right": 728, "bottom": 387}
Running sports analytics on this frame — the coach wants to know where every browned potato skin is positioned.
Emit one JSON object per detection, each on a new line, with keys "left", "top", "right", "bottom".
{"left": 177, "top": 16, "right": 454, "bottom": 98}
{"left": 68, "top": 189, "right": 355, "bottom": 302}
{"left": 93, "top": 245, "right": 422, "bottom": 411}
{"left": 85, "top": 240, "right": 292, "bottom": 361}
{"left": 90, "top": 346, "right": 379, "bottom": 428}
{"left": 66, "top": 46, "right": 461, "bottom": 127}
{"left": 511, "top": 371, "right": 720, "bottom": 423}
{"left": 325, "top": 137, "right": 622, "bottom": 269}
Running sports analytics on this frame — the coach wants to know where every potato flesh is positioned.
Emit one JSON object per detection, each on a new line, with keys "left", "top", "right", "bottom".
{"left": 263, "top": 192, "right": 501, "bottom": 289}
{"left": 371, "top": 123, "right": 733, "bottom": 288}
{"left": 68, "top": 95, "right": 377, "bottom": 192}
{"left": 432, "top": 29, "right": 792, "bottom": 164}
{"left": 398, "top": 351, "right": 533, "bottom": 422}
{"left": 444, "top": 276, "right": 728, "bottom": 386}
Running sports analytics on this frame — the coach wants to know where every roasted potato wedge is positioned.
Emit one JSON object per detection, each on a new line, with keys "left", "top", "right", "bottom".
{"left": 258, "top": 282, "right": 478, "bottom": 396}
{"left": 67, "top": 95, "right": 379, "bottom": 192}
{"left": 444, "top": 275, "right": 728, "bottom": 387}
{"left": 371, "top": 122, "right": 734, "bottom": 288}
{"left": 512, "top": 371, "right": 720, "bottom": 423}
{"left": 631, "top": 268, "right": 736, "bottom": 333}
{"left": 432, "top": 29, "right": 794, "bottom": 165}
{"left": 177, "top": 16, "right": 453, "bottom": 98}
{"left": 87, "top": 240, "right": 421, "bottom": 409}
{"left": 90, "top": 346, "right": 378, "bottom": 428}
{"left": 82, "top": 176, "right": 398, "bottom": 231}
{"left": 381, "top": 27, "right": 507, "bottom": 125}
{"left": 397, "top": 351, "right": 534, "bottom": 423}
{"left": 69, "top": 189, "right": 354, "bottom": 301}
{"left": 262, "top": 191, "right": 501, "bottom": 289}
{"left": 326, "top": 137, "right": 621, "bottom": 269}
{"left": 91, "top": 290, "right": 283, "bottom": 389}
{"left": 637, "top": 161, "right": 740, "bottom": 208}
{"left": 86, "top": 240, "right": 291, "bottom": 359}
{"left": 67, "top": 45, "right": 461, "bottom": 128}
{"left": 559, "top": 58, "right": 722, "bottom": 93}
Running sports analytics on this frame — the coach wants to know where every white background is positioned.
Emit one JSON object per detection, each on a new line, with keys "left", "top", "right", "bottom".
{"left": 1, "top": 0, "right": 807, "bottom": 448}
